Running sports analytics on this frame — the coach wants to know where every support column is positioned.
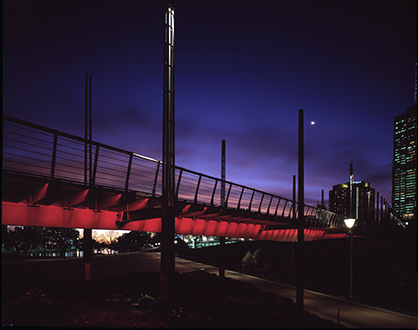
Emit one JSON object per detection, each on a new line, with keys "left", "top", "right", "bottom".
{"left": 83, "top": 73, "right": 93, "bottom": 282}
{"left": 84, "top": 73, "right": 92, "bottom": 186}
{"left": 219, "top": 139, "right": 226, "bottom": 279}
{"left": 160, "top": 0, "right": 176, "bottom": 299}
{"left": 293, "top": 175, "right": 296, "bottom": 220}
{"left": 380, "top": 196, "right": 383, "bottom": 226}
{"left": 296, "top": 109, "right": 304, "bottom": 311}
{"left": 83, "top": 228, "right": 93, "bottom": 281}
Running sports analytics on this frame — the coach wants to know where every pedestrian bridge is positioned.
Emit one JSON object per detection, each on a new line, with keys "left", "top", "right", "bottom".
{"left": 2, "top": 115, "right": 348, "bottom": 242}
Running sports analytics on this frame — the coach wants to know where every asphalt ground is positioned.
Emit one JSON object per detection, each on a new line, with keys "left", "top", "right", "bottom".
{"left": 2, "top": 251, "right": 418, "bottom": 328}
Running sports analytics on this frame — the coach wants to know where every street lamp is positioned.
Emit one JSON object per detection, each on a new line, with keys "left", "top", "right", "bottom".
{"left": 344, "top": 218, "right": 356, "bottom": 300}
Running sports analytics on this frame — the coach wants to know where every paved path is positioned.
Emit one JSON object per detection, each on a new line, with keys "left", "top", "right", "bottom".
{"left": 175, "top": 256, "right": 418, "bottom": 328}
{"left": 3, "top": 252, "right": 418, "bottom": 328}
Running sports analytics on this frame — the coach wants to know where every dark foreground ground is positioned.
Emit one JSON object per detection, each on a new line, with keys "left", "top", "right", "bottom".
{"left": 2, "top": 259, "right": 343, "bottom": 328}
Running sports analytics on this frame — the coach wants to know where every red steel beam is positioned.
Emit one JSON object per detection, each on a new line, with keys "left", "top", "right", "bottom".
{"left": 2, "top": 202, "right": 340, "bottom": 242}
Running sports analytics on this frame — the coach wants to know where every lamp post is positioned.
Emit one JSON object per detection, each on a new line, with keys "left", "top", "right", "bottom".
{"left": 344, "top": 218, "right": 356, "bottom": 300}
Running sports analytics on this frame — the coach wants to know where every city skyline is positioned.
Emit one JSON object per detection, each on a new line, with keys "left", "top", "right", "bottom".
{"left": 3, "top": 0, "right": 417, "bottom": 207}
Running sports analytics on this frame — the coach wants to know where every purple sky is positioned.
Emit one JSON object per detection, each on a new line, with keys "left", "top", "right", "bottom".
{"left": 3, "top": 0, "right": 416, "bottom": 207}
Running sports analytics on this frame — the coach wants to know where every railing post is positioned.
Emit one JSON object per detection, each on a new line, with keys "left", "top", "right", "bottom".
{"left": 51, "top": 132, "right": 58, "bottom": 179}
{"left": 175, "top": 168, "right": 183, "bottom": 198}
{"left": 258, "top": 193, "right": 265, "bottom": 213}
{"left": 194, "top": 175, "right": 202, "bottom": 204}
{"left": 249, "top": 190, "right": 255, "bottom": 212}
{"left": 210, "top": 179, "right": 218, "bottom": 206}
{"left": 225, "top": 184, "right": 232, "bottom": 209}
{"left": 92, "top": 145, "right": 99, "bottom": 186}
{"left": 237, "top": 186, "right": 245, "bottom": 209}
{"left": 125, "top": 152, "right": 133, "bottom": 191}
{"left": 267, "top": 195, "right": 273, "bottom": 215}
{"left": 281, "top": 200, "right": 288, "bottom": 218}
{"left": 152, "top": 161, "right": 161, "bottom": 196}
{"left": 274, "top": 198, "right": 281, "bottom": 217}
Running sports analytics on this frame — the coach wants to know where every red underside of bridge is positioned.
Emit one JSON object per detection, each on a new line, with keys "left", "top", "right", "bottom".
{"left": 1, "top": 202, "right": 346, "bottom": 242}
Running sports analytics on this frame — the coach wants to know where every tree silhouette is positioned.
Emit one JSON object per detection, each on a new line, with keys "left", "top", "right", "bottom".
{"left": 112, "top": 231, "right": 151, "bottom": 252}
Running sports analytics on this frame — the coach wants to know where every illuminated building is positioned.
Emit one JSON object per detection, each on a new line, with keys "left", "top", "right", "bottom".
{"left": 392, "top": 104, "right": 417, "bottom": 225}
{"left": 329, "top": 181, "right": 375, "bottom": 223}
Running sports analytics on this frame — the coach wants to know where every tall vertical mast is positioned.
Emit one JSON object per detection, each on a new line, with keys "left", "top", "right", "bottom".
{"left": 219, "top": 139, "right": 226, "bottom": 279}
{"left": 221, "top": 140, "right": 226, "bottom": 208}
{"left": 162, "top": 1, "right": 175, "bottom": 209}
{"left": 160, "top": 0, "right": 175, "bottom": 299}
{"left": 293, "top": 175, "right": 296, "bottom": 220}
{"left": 83, "top": 73, "right": 93, "bottom": 282}
{"left": 88, "top": 75, "right": 92, "bottom": 184}
{"left": 84, "top": 73, "right": 92, "bottom": 185}
{"left": 296, "top": 109, "right": 304, "bottom": 310}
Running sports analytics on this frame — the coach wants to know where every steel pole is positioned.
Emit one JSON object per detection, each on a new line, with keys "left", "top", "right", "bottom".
{"left": 219, "top": 139, "right": 226, "bottom": 279}
{"left": 293, "top": 175, "right": 296, "bottom": 220}
{"left": 84, "top": 73, "right": 88, "bottom": 185}
{"left": 83, "top": 228, "right": 93, "bottom": 281}
{"left": 83, "top": 73, "right": 93, "bottom": 282}
{"left": 160, "top": 0, "right": 176, "bottom": 299}
{"left": 349, "top": 228, "right": 353, "bottom": 299}
{"left": 380, "top": 196, "right": 383, "bottom": 226}
{"left": 296, "top": 109, "right": 304, "bottom": 310}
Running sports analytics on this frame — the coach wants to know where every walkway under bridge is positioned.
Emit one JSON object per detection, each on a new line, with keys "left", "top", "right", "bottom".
{"left": 2, "top": 115, "right": 348, "bottom": 242}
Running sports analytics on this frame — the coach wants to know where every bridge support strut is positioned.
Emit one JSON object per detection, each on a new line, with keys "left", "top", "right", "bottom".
{"left": 296, "top": 109, "right": 305, "bottom": 310}
{"left": 219, "top": 139, "right": 226, "bottom": 279}
{"left": 83, "top": 228, "right": 93, "bottom": 281}
{"left": 83, "top": 73, "right": 93, "bottom": 282}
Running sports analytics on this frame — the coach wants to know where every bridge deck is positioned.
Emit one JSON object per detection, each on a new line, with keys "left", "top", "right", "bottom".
{"left": 2, "top": 115, "right": 347, "bottom": 241}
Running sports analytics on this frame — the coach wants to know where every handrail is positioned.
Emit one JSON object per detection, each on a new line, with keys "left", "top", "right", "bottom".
{"left": 2, "top": 115, "right": 346, "bottom": 228}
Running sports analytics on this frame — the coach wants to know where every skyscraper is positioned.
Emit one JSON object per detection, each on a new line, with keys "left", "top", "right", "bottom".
{"left": 329, "top": 181, "right": 375, "bottom": 224}
{"left": 392, "top": 104, "right": 417, "bottom": 226}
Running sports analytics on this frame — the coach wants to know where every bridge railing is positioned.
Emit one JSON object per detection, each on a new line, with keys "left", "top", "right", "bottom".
{"left": 2, "top": 115, "right": 346, "bottom": 228}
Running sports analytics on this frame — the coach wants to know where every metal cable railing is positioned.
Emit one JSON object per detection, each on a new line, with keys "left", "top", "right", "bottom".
{"left": 2, "top": 115, "right": 346, "bottom": 228}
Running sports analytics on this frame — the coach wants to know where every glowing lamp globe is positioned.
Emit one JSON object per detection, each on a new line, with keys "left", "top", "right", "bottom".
{"left": 344, "top": 218, "right": 356, "bottom": 229}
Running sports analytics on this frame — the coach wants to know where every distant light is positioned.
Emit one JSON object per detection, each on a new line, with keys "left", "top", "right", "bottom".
{"left": 344, "top": 218, "right": 356, "bottom": 229}
{"left": 310, "top": 121, "right": 315, "bottom": 125}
